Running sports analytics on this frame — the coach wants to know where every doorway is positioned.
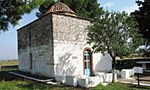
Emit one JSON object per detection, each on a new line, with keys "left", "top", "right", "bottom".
{"left": 83, "top": 48, "right": 93, "bottom": 76}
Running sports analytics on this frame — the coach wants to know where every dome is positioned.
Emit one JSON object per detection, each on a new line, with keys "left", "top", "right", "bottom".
{"left": 46, "top": 2, "right": 76, "bottom": 16}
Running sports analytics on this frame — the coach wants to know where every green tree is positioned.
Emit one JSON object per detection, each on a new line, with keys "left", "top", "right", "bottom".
{"left": 87, "top": 11, "right": 143, "bottom": 82}
{"left": 132, "top": 0, "right": 150, "bottom": 48}
{"left": 36, "top": 0, "right": 104, "bottom": 19}
{"left": 0, "top": 0, "right": 45, "bottom": 32}
{"left": 0, "top": 0, "right": 103, "bottom": 32}
{"left": 36, "top": 0, "right": 55, "bottom": 17}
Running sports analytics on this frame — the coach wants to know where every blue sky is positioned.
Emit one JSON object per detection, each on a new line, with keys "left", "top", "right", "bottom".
{"left": 0, "top": 0, "right": 139, "bottom": 60}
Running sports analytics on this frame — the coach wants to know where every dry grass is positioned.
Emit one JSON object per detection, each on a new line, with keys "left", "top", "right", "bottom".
{"left": 0, "top": 60, "right": 18, "bottom": 66}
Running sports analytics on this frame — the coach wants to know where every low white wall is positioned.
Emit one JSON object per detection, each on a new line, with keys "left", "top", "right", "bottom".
{"left": 93, "top": 53, "right": 112, "bottom": 73}
{"left": 76, "top": 73, "right": 117, "bottom": 88}
{"left": 54, "top": 73, "right": 117, "bottom": 88}
{"left": 121, "top": 69, "right": 134, "bottom": 79}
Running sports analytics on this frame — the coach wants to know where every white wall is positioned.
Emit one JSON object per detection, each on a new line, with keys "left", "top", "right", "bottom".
{"left": 53, "top": 41, "right": 84, "bottom": 76}
{"left": 18, "top": 13, "right": 112, "bottom": 80}
{"left": 52, "top": 14, "right": 90, "bottom": 77}
{"left": 52, "top": 14, "right": 112, "bottom": 78}
{"left": 18, "top": 14, "right": 54, "bottom": 78}
{"left": 30, "top": 45, "right": 54, "bottom": 77}
{"left": 93, "top": 53, "right": 112, "bottom": 73}
{"left": 18, "top": 47, "right": 30, "bottom": 72}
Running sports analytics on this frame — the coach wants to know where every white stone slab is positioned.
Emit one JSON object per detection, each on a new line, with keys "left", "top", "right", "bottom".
{"left": 66, "top": 75, "right": 78, "bottom": 86}
{"left": 55, "top": 75, "right": 66, "bottom": 83}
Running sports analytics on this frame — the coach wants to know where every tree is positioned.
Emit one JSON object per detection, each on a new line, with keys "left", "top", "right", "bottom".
{"left": 36, "top": 0, "right": 55, "bottom": 17}
{"left": 36, "top": 0, "right": 104, "bottom": 19}
{"left": 0, "top": 0, "right": 103, "bottom": 32}
{"left": 87, "top": 11, "right": 143, "bottom": 82}
{"left": 132, "top": 0, "right": 150, "bottom": 48}
{"left": 0, "top": 0, "right": 45, "bottom": 32}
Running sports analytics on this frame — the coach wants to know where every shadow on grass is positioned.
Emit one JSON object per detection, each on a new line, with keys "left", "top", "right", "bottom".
{"left": 16, "top": 81, "right": 53, "bottom": 90}
{"left": 0, "top": 70, "right": 22, "bottom": 81}
{"left": 127, "top": 84, "right": 150, "bottom": 90}
{"left": 16, "top": 82, "right": 85, "bottom": 90}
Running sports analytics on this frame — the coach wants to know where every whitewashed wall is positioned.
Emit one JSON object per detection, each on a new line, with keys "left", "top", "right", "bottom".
{"left": 52, "top": 14, "right": 112, "bottom": 79}
{"left": 18, "top": 13, "right": 112, "bottom": 80}
{"left": 93, "top": 52, "right": 112, "bottom": 73}
{"left": 52, "top": 14, "right": 90, "bottom": 77}
{"left": 18, "top": 14, "right": 55, "bottom": 77}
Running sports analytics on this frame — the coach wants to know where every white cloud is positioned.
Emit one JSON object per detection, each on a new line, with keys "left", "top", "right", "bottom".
{"left": 122, "top": 5, "right": 139, "bottom": 13}
{"left": 102, "top": 2, "right": 115, "bottom": 8}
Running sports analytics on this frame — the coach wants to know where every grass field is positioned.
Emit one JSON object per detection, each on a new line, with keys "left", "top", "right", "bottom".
{"left": 0, "top": 71, "right": 84, "bottom": 90}
{"left": 0, "top": 60, "right": 18, "bottom": 66}
{"left": 0, "top": 70, "right": 150, "bottom": 90}
{"left": 0, "top": 60, "right": 150, "bottom": 90}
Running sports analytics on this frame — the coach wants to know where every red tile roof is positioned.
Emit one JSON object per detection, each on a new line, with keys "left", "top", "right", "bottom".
{"left": 46, "top": 2, "right": 76, "bottom": 15}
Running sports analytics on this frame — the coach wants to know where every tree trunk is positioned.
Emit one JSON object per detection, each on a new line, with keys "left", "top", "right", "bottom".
{"left": 112, "top": 56, "right": 116, "bottom": 83}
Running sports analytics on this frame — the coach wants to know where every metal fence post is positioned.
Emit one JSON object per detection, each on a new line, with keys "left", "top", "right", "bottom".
{"left": 137, "top": 73, "right": 140, "bottom": 87}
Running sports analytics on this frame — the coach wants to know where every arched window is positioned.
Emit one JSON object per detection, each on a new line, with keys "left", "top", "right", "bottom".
{"left": 83, "top": 48, "right": 93, "bottom": 76}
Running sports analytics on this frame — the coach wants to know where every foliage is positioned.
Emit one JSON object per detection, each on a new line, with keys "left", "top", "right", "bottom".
{"left": 36, "top": 0, "right": 55, "bottom": 17}
{"left": 36, "top": 0, "right": 104, "bottom": 19}
{"left": 0, "top": 0, "right": 103, "bottom": 32}
{"left": 88, "top": 11, "right": 143, "bottom": 58}
{"left": 132, "top": 0, "right": 150, "bottom": 48}
{"left": 0, "top": 0, "right": 45, "bottom": 32}
{"left": 87, "top": 11, "right": 143, "bottom": 82}
{"left": 137, "top": 48, "right": 150, "bottom": 57}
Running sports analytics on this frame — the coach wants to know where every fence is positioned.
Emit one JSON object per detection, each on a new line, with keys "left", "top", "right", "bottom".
{"left": 136, "top": 72, "right": 150, "bottom": 87}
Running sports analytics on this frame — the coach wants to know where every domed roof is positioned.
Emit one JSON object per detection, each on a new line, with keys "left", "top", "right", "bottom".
{"left": 46, "top": 2, "right": 76, "bottom": 15}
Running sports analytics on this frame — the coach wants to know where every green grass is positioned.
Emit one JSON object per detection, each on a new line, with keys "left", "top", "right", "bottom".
{"left": 95, "top": 83, "right": 150, "bottom": 90}
{"left": 0, "top": 60, "right": 18, "bottom": 66}
{"left": 0, "top": 60, "right": 150, "bottom": 90}
{"left": 0, "top": 71, "right": 150, "bottom": 90}
{"left": 0, "top": 80, "right": 80, "bottom": 90}
{"left": 0, "top": 71, "right": 83, "bottom": 90}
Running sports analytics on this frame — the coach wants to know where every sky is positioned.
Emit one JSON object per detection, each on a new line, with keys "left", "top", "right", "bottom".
{"left": 0, "top": 0, "right": 140, "bottom": 60}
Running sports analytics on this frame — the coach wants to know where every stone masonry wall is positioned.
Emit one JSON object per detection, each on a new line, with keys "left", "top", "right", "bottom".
{"left": 18, "top": 14, "right": 54, "bottom": 77}
{"left": 18, "top": 13, "right": 112, "bottom": 79}
{"left": 52, "top": 14, "right": 112, "bottom": 80}
{"left": 52, "top": 14, "right": 91, "bottom": 78}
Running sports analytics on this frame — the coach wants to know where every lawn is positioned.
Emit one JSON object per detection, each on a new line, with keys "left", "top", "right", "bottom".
{"left": 0, "top": 60, "right": 150, "bottom": 90}
{"left": 0, "top": 71, "right": 83, "bottom": 90}
{"left": 0, "top": 71, "right": 150, "bottom": 90}
{"left": 95, "top": 83, "right": 150, "bottom": 90}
